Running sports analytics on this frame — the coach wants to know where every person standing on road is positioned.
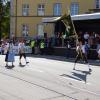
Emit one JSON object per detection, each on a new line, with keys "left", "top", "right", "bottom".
{"left": 66, "top": 41, "right": 71, "bottom": 59}
{"left": 30, "top": 40, "right": 35, "bottom": 54}
{"left": 5, "top": 40, "right": 15, "bottom": 67}
{"left": 40, "top": 40, "right": 45, "bottom": 55}
{"left": 0, "top": 45, "right": 2, "bottom": 54}
{"left": 97, "top": 43, "right": 100, "bottom": 61}
{"left": 18, "top": 39, "right": 29, "bottom": 65}
{"left": 73, "top": 41, "right": 92, "bottom": 72}
{"left": 97, "top": 48, "right": 100, "bottom": 61}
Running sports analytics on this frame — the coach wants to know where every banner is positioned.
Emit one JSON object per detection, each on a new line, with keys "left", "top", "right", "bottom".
{"left": 13, "top": 46, "right": 32, "bottom": 54}
{"left": 60, "top": 13, "right": 79, "bottom": 45}
{"left": 60, "top": 14, "right": 77, "bottom": 38}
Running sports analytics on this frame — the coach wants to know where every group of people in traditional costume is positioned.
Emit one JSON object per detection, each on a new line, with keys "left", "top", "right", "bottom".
{"left": 5, "top": 39, "right": 29, "bottom": 68}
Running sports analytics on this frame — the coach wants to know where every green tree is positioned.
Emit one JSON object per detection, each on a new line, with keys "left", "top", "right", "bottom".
{"left": 0, "top": 0, "right": 10, "bottom": 39}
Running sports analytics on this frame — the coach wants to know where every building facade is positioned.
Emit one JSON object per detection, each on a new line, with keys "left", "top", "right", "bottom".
{"left": 10, "top": 0, "right": 100, "bottom": 39}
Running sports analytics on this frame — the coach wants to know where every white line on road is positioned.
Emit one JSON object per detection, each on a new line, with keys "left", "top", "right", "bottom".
{"left": 62, "top": 77, "right": 92, "bottom": 85}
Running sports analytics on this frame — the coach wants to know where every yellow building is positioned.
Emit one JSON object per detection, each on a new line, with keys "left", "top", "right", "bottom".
{"left": 10, "top": 0, "right": 99, "bottom": 39}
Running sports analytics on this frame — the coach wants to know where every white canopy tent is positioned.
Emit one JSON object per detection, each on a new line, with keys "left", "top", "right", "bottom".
{"left": 42, "top": 13, "right": 100, "bottom": 23}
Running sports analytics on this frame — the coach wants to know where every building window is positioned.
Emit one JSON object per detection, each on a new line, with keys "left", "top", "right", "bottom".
{"left": 70, "top": 3, "right": 79, "bottom": 15}
{"left": 22, "top": 24, "right": 29, "bottom": 37}
{"left": 37, "top": 24, "right": 44, "bottom": 36}
{"left": 22, "top": 4, "right": 29, "bottom": 16}
{"left": 54, "top": 3, "right": 62, "bottom": 16}
{"left": 38, "top": 4, "right": 45, "bottom": 16}
{"left": 96, "top": 0, "right": 100, "bottom": 8}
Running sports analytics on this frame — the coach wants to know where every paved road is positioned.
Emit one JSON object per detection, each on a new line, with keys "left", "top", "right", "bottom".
{"left": 0, "top": 55, "right": 100, "bottom": 100}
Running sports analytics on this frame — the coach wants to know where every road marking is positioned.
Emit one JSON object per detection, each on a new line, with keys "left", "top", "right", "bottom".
{"left": 62, "top": 77, "right": 91, "bottom": 85}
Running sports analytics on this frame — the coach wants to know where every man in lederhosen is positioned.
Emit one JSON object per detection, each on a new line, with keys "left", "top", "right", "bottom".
{"left": 18, "top": 39, "right": 29, "bottom": 65}
{"left": 73, "top": 41, "right": 92, "bottom": 72}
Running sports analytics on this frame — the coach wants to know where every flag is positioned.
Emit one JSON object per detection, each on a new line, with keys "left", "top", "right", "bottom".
{"left": 60, "top": 14, "right": 76, "bottom": 38}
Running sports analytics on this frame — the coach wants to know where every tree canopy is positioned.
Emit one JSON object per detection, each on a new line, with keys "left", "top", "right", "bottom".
{"left": 0, "top": 0, "right": 10, "bottom": 39}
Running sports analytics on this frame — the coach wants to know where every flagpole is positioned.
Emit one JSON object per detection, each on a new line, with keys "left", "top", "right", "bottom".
{"left": 67, "top": 8, "right": 84, "bottom": 59}
{"left": 67, "top": 8, "right": 79, "bottom": 46}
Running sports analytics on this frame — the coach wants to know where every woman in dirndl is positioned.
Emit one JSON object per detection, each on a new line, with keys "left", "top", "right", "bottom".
{"left": 5, "top": 40, "right": 15, "bottom": 68}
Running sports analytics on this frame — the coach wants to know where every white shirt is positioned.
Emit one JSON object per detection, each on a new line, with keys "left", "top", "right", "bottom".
{"left": 18, "top": 42, "right": 25, "bottom": 53}
{"left": 4, "top": 43, "right": 9, "bottom": 54}
{"left": 81, "top": 45, "right": 86, "bottom": 54}
{"left": 98, "top": 49, "right": 100, "bottom": 55}
{"left": 84, "top": 33, "right": 89, "bottom": 40}
{"left": 97, "top": 44, "right": 100, "bottom": 51}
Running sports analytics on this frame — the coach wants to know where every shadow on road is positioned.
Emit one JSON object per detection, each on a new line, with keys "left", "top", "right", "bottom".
{"left": 19, "top": 64, "right": 26, "bottom": 67}
{"left": 60, "top": 69, "right": 91, "bottom": 83}
{"left": 5, "top": 65, "right": 15, "bottom": 69}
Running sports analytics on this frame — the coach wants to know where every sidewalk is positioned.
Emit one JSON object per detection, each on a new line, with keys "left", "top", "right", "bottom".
{"left": 27, "top": 54, "right": 100, "bottom": 66}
